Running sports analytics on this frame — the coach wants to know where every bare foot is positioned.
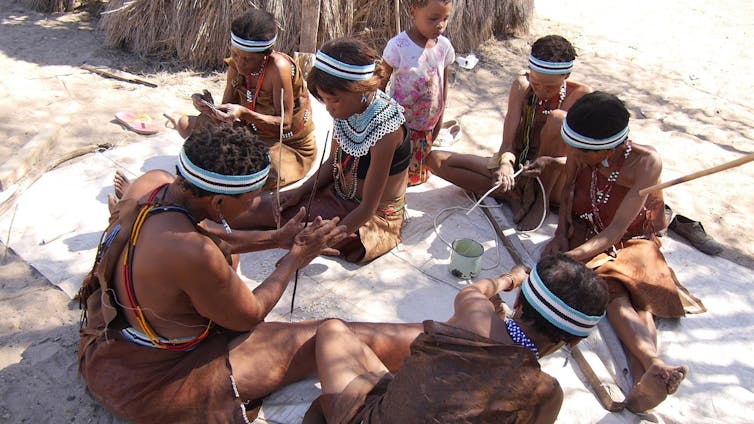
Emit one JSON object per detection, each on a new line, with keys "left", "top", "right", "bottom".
{"left": 625, "top": 363, "right": 688, "bottom": 413}
{"left": 113, "top": 170, "right": 130, "bottom": 200}
{"left": 107, "top": 194, "right": 118, "bottom": 214}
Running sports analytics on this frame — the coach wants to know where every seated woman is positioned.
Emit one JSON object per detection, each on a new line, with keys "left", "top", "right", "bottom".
{"left": 303, "top": 254, "right": 609, "bottom": 423}
{"left": 232, "top": 38, "right": 410, "bottom": 263}
{"left": 172, "top": 8, "right": 317, "bottom": 188}
{"left": 428, "top": 35, "right": 591, "bottom": 229}
{"left": 78, "top": 124, "right": 421, "bottom": 423}
{"left": 542, "top": 92, "right": 706, "bottom": 413}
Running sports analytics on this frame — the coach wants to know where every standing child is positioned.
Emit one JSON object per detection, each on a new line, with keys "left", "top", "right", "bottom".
{"left": 381, "top": 0, "right": 455, "bottom": 186}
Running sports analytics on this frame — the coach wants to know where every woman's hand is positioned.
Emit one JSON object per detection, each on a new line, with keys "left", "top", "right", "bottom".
{"left": 509, "top": 264, "right": 531, "bottom": 288}
{"left": 214, "top": 103, "right": 245, "bottom": 123}
{"left": 521, "top": 156, "right": 552, "bottom": 178}
{"left": 492, "top": 162, "right": 516, "bottom": 192}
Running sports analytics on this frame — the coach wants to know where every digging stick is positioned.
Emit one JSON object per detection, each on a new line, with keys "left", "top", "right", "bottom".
{"left": 639, "top": 152, "right": 754, "bottom": 196}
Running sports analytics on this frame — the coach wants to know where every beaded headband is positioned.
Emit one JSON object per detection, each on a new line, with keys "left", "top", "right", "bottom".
{"left": 561, "top": 119, "right": 629, "bottom": 151}
{"left": 313, "top": 50, "right": 375, "bottom": 81}
{"left": 178, "top": 147, "right": 270, "bottom": 195}
{"left": 528, "top": 54, "right": 574, "bottom": 75}
{"left": 521, "top": 265, "right": 604, "bottom": 337}
{"left": 230, "top": 32, "right": 277, "bottom": 53}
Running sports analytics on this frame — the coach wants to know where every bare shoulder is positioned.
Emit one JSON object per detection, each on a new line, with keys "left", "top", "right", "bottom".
{"left": 271, "top": 52, "right": 293, "bottom": 76}
{"left": 121, "top": 170, "right": 174, "bottom": 201}
{"left": 146, "top": 217, "right": 229, "bottom": 287}
{"left": 567, "top": 79, "right": 592, "bottom": 94}
{"left": 511, "top": 74, "right": 529, "bottom": 94}
{"left": 634, "top": 142, "right": 663, "bottom": 168}
{"left": 628, "top": 142, "right": 663, "bottom": 183}
{"left": 562, "top": 80, "right": 592, "bottom": 110}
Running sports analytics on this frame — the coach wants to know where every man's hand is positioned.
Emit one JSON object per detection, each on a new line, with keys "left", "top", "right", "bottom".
{"left": 288, "top": 216, "right": 349, "bottom": 268}
{"left": 274, "top": 207, "right": 306, "bottom": 249}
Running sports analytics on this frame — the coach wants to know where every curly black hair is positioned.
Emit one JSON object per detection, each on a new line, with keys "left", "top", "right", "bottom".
{"left": 531, "top": 34, "right": 577, "bottom": 64}
{"left": 565, "top": 91, "right": 630, "bottom": 140}
{"left": 306, "top": 37, "right": 386, "bottom": 100}
{"left": 519, "top": 253, "right": 609, "bottom": 344}
{"left": 231, "top": 8, "right": 278, "bottom": 55}
{"left": 177, "top": 123, "right": 269, "bottom": 197}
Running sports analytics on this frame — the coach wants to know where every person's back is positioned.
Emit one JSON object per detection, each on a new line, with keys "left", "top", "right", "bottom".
{"left": 306, "top": 254, "right": 609, "bottom": 424}
{"left": 354, "top": 321, "right": 555, "bottom": 423}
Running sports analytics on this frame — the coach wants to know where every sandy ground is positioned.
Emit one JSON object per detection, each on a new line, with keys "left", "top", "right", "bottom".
{"left": 0, "top": 0, "right": 753, "bottom": 422}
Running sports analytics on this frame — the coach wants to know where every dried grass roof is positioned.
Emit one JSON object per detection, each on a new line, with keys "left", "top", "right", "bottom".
{"left": 99, "top": 0, "right": 533, "bottom": 70}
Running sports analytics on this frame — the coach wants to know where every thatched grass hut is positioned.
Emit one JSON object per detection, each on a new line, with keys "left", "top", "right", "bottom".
{"left": 99, "top": 0, "right": 534, "bottom": 70}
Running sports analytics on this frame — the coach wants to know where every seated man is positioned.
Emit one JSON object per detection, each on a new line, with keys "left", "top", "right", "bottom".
{"left": 77, "top": 123, "right": 421, "bottom": 423}
{"left": 303, "top": 254, "right": 609, "bottom": 423}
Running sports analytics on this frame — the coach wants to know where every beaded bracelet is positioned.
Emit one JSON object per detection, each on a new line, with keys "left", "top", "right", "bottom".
{"left": 486, "top": 152, "right": 516, "bottom": 170}
{"left": 499, "top": 273, "right": 515, "bottom": 291}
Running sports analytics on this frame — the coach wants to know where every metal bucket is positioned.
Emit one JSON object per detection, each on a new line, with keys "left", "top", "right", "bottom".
{"left": 449, "top": 238, "right": 484, "bottom": 279}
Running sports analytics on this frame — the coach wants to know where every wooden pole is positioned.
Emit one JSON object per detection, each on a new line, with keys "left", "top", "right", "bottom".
{"left": 394, "top": 0, "right": 401, "bottom": 34}
{"left": 300, "top": 0, "right": 321, "bottom": 53}
{"left": 639, "top": 152, "right": 754, "bottom": 196}
{"left": 571, "top": 346, "right": 625, "bottom": 412}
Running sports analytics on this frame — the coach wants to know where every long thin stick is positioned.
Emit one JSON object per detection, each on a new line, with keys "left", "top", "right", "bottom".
{"left": 571, "top": 346, "right": 625, "bottom": 412}
{"left": 290, "top": 130, "right": 331, "bottom": 315}
{"left": 639, "top": 152, "right": 754, "bottom": 196}
{"left": 81, "top": 64, "right": 157, "bottom": 88}
{"left": 478, "top": 201, "right": 526, "bottom": 266}
{"left": 394, "top": 0, "right": 401, "bottom": 34}
{"left": 276, "top": 88, "right": 285, "bottom": 229}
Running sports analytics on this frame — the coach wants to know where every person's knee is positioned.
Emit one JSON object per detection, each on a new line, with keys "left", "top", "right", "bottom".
{"left": 316, "top": 318, "right": 350, "bottom": 337}
{"left": 426, "top": 150, "right": 448, "bottom": 172}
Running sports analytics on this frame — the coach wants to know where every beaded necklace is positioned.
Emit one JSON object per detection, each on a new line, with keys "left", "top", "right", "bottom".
{"left": 245, "top": 55, "right": 270, "bottom": 105}
{"left": 582, "top": 140, "right": 633, "bottom": 231}
{"left": 332, "top": 90, "right": 405, "bottom": 200}
{"left": 123, "top": 185, "right": 213, "bottom": 351}
{"left": 536, "top": 81, "right": 566, "bottom": 115}
{"left": 505, "top": 319, "right": 540, "bottom": 359}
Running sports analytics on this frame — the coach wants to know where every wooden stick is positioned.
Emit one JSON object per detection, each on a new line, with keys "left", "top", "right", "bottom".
{"left": 290, "top": 130, "right": 331, "bottom": 315}
{"left": 394, "top": 0, "right": 401, "bottom": 34}
{"left": 571, "top": 346, "right": 625, "bottom": 412}
{"left": 478, "top": 202, "right": 526, "bottom": 265}
{"left": 275, "top": 88, "right": 285, "bottom": 230}
{"left": 80, "top": 64, "right": 157, "bottom": 88}
{"left": 639, "top": 152, "right": 754, "bottom": 196}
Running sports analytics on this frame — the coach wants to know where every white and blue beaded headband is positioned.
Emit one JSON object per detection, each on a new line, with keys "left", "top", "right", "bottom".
{"left": 528, "top": 54, "right": 574, "bottom": 75}
{"left": 230, "top": 32, "right": 277, "bottom": 53}
{"left": 521, "top": 265, "right": 604, "bottom": 337}
{"left": 178, "top": 147, "right": 270, "bottom": 195}
{"left": 313, "top": 50, "right": 375, "bottom": 81}
{"left": 561, "top": 119, "right": 630, "bottom": 151}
